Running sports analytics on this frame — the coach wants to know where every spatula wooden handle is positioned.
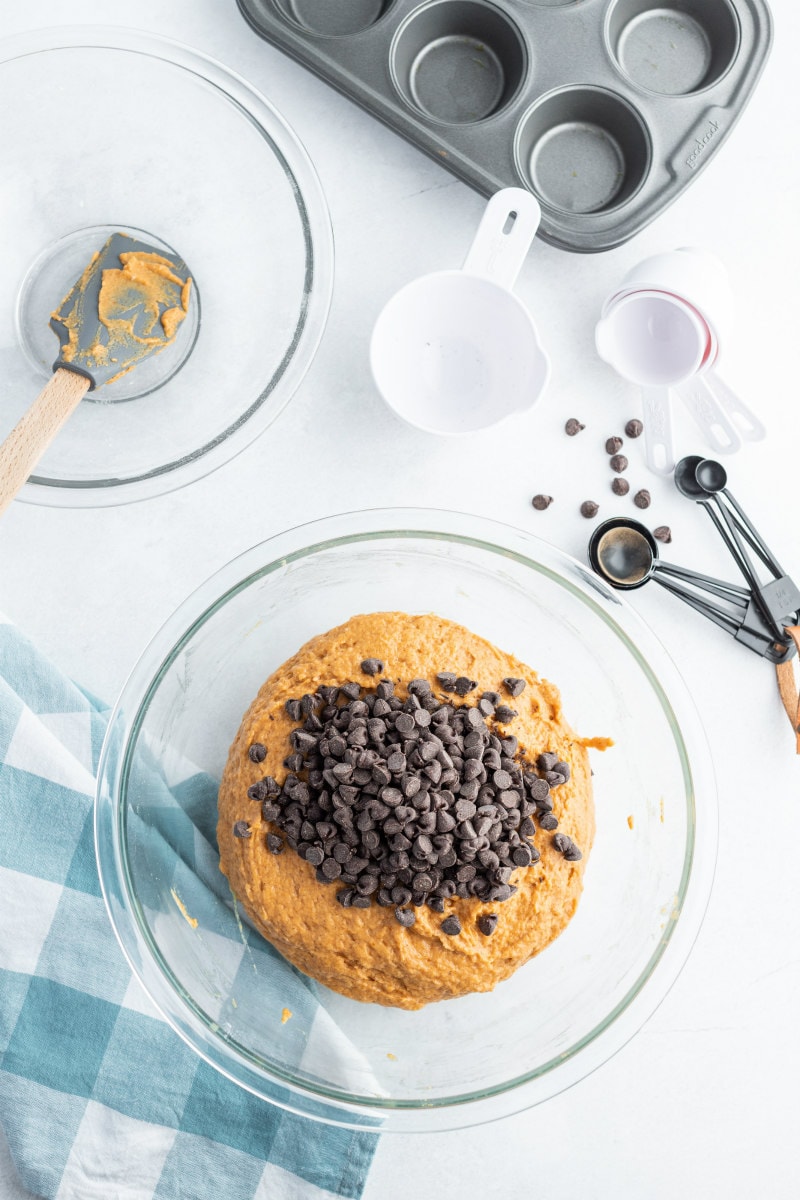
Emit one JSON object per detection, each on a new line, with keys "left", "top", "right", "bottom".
{"left": 0, "top": 368, "right": 91, "bottom": 517}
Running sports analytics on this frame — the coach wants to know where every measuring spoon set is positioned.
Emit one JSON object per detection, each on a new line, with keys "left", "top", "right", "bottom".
{"left": 590, "top": 455, "right": 800, "bottom": 663}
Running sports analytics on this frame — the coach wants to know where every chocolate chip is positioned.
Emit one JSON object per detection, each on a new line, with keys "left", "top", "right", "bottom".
{"left": 477, "top": 913, "right": 498, "bottom": 936}
{"left": 537, "top": 752, "right": 558, "bottom": 772}
{"left": 285, "top": 699, "right": 302, "bottom": 721}
{"left": 453, "top": 676, "right": 477, "bottom": 697}
{"left": 538, "top": 812, "right": 558, "bottom": 831}
{"left": 266, "top": 833, "right": 284, "bottom": 854}
{"left": 553, "top": 832, "right": 582, "bottom": 861}
{"left": 611, "top": 477, "right": 630, "bottom": 496}
{"left": 395, "top": 907, "right": 416, "bottom": 927}
{"left": 532, "top": 494, "right": 553, "bottom": 511}
{"left": 605, "top": 436, "right": 623, "bottom": 455}
{"left": 502, "top": 677, "right": 526, "bottom": 698}
{"left": 436, "top": 671, "right": 458, "bottom": 691}
{"left": 248, "top": 743, "right": 267, "bottom": 763}
{"left": 625, "top": 419, "right": 643, "bottom": 438}
{"left": 565, "top": 418, "right": 585, "bottom": 436}
{"left": 361, "top": 658, "right": 384, "bottom": 676}
{"left": 654, "top": 525, "right": 672, "bottom": 543}
{"left": 441, "top": 916, "right": 461, "bottom": 936}
{"left": 494, "top": 706, "right": 517, "bottom": 724}
{"left": 634, "top": 489, "right": 651, "bottom": 509}
{"left": 610, "top": 455, "right": 628, "bottom": 473}
{"left": 336, "top": 887, "right": 354, "bottom": 907}
{"left": 304, "top": 845, "right": 325, "bottom": 867}
{"left": 580, "top": 501, "right": 599, "bottom": 519}
{"left": 233, "top": 820, "right": 251, "bottom": 838}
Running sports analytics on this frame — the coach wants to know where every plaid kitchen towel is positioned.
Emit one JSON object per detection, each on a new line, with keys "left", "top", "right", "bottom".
{"left": 0, "top": 615, "right": 378, "bottom": 1200}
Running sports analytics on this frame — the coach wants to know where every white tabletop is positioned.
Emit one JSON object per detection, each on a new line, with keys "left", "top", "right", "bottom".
{"left": 1, "top": 2, "right": 799, "bottom": 1197}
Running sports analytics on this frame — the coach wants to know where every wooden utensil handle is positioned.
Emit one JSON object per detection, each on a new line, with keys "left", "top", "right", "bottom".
{"left": 776, "top": 625, "right": 800, "bottom": 754}
{"left": 0, "top": 369, "right": 91, "bottom": 517}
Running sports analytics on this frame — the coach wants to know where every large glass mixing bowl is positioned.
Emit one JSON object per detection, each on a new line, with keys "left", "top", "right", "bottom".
{"left": 0, "top": 27, "right": 333, "bottom": 505}
{"left": 95, "top": 510, "right": 717, "bottom": 1131}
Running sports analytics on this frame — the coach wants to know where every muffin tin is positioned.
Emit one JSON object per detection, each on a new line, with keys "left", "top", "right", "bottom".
{"left": 237, "top": 0, "right": 773, "bottom": 251}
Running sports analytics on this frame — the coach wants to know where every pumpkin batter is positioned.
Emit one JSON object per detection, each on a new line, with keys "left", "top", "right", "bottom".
{"left": 217, "top": 612, "right": 609, "bottom": 1009}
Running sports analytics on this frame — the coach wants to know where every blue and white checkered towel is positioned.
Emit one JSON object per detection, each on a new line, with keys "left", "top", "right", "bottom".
{"left": 0, "top": 616, "right": 377, "bottom": 1200}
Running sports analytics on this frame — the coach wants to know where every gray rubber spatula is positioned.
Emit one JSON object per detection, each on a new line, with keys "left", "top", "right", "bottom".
{"left": 0, "top": 231, "right": 192, "bottom": 517}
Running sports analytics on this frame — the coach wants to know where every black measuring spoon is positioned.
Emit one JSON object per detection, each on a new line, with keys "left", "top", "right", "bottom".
{"left": 588, "top": 518, "right": 792, "bottom": 662}
{"left": 694, "top": 458, "right": 800, "bottom": 629}
{"left": 675, "top": 456, "right": 800, "bottom": 639}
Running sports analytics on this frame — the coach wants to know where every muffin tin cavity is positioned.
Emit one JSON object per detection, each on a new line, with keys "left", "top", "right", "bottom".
{"left": 391, "top": 1, "right": 527, "bottom": 124}
{"left": 271, "top": 0, "right": 393, "bottom": 36}
{"left": 606, "top": 0, "right": 741, "bottom": 96}
{"left": 239, "top": 0, "right": 772, "bottom": 250}
{"left": 515, "top": 87, "right": 650, "bottom": 214}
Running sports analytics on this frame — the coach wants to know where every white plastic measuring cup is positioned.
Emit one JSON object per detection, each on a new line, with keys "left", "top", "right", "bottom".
{"left": 595, "top": 248, "right": 765, "bottom": 475}
{"left": 370, "top": 188, "right": 550, "bottom": 435}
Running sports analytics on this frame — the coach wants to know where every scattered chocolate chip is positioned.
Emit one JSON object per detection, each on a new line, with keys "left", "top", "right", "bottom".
{"left": 477, "top": 913, "right": 498, "bottom": 936}
{"left": 502, "top": 677, "right": 526, "bottom": 698}
{"left": 611, "top": 477, "right": 630, "bottom": 497}
{"left": 395, "top": 907, "right": 416, "bottom": 927}
{"left": 441, "top": 916, "right": 461, "bottom": 936}
{"left": 610, "top": 454, "right": 628, "bottom": 473}
{"left": 565, "top": 418, "right": 585, "bottom": 436}
{"left": 580, "top": 501, "right": 599, "bottom": 519}
{"left": 247, "top": 781, "right": 268, "bottom": 802}
{"left": 284, "top": 699, "right": 302, "bottom": 721}
{"left": 436, "top": 671, "right": 458, "bottom": 690}
{"left": 605, "top": 436, "right": 623, "bottom": 455}
{"left": 531, "top": 494, "right": 553, "bottom": 511}
{"left": 248, "top": 743, "right": 267, "bottom": 763}
{"left": 266, "top": 833, "right": 284, "bottom": 854}
{"left": 634, "top": 489, "right": 651, "bottom": 509}
{"left": 233, "top": 820, "right": 251, "bottom": 838}
{"left": 653, "top": 525, "right": 672, "bottom": 543}
{"left": 361, "top": 658, "right": 384, "bottom": 676}
{"left": 538, "top": 812, "right": 558, "bottom": 831}
{"left": 625, "top": 419, "right": 644, "bottom": 438}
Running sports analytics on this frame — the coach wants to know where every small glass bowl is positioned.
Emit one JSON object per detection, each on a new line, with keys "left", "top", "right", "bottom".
{"left": 0, "top": 26, "right": 333, "bottom": 506}
{"left": 95, "top": 510, "right": 717, "bottom": 1131}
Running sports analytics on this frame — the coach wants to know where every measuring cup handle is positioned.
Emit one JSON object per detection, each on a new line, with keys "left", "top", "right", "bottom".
{"left": 704, "top": 371, "right": 766, "bottom": 442}
{"left": 641, "top": 387, "right": 675, "bottom": 476}
{"left": 675, "top": 376, "right": 742, "bottom": 455}
{"left": 461, "top": 188, "right": 541, "bottom": 291}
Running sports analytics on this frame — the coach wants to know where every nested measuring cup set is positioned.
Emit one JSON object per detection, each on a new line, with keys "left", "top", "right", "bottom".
{"left": 370, "top": 186, "right": 762, "bottom": 465}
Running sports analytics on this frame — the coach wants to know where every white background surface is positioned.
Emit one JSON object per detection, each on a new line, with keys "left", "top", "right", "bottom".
{"left": 1, "top": 1, "right": 799, "bottom": 1197}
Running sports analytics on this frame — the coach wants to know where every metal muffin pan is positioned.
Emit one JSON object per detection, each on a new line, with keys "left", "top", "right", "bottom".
{"left": 238, "top": 0, "right": 772, "bottom": 252}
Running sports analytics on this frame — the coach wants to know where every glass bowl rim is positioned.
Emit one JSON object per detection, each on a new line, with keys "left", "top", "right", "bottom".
{"left": 0, "top": 23, "right": 334, "bottom": 508}
{"left": 95, "top": 507, "right": 718, "bottom": 1131}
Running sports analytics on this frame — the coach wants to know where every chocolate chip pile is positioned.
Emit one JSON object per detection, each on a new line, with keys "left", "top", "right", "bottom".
{"left": 239, "top": 667, "right": 580, "bottom": 937}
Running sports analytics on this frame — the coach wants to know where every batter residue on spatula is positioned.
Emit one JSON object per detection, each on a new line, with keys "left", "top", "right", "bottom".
{"left": 51, "top": 234, "right": 192, "bottom": 385}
